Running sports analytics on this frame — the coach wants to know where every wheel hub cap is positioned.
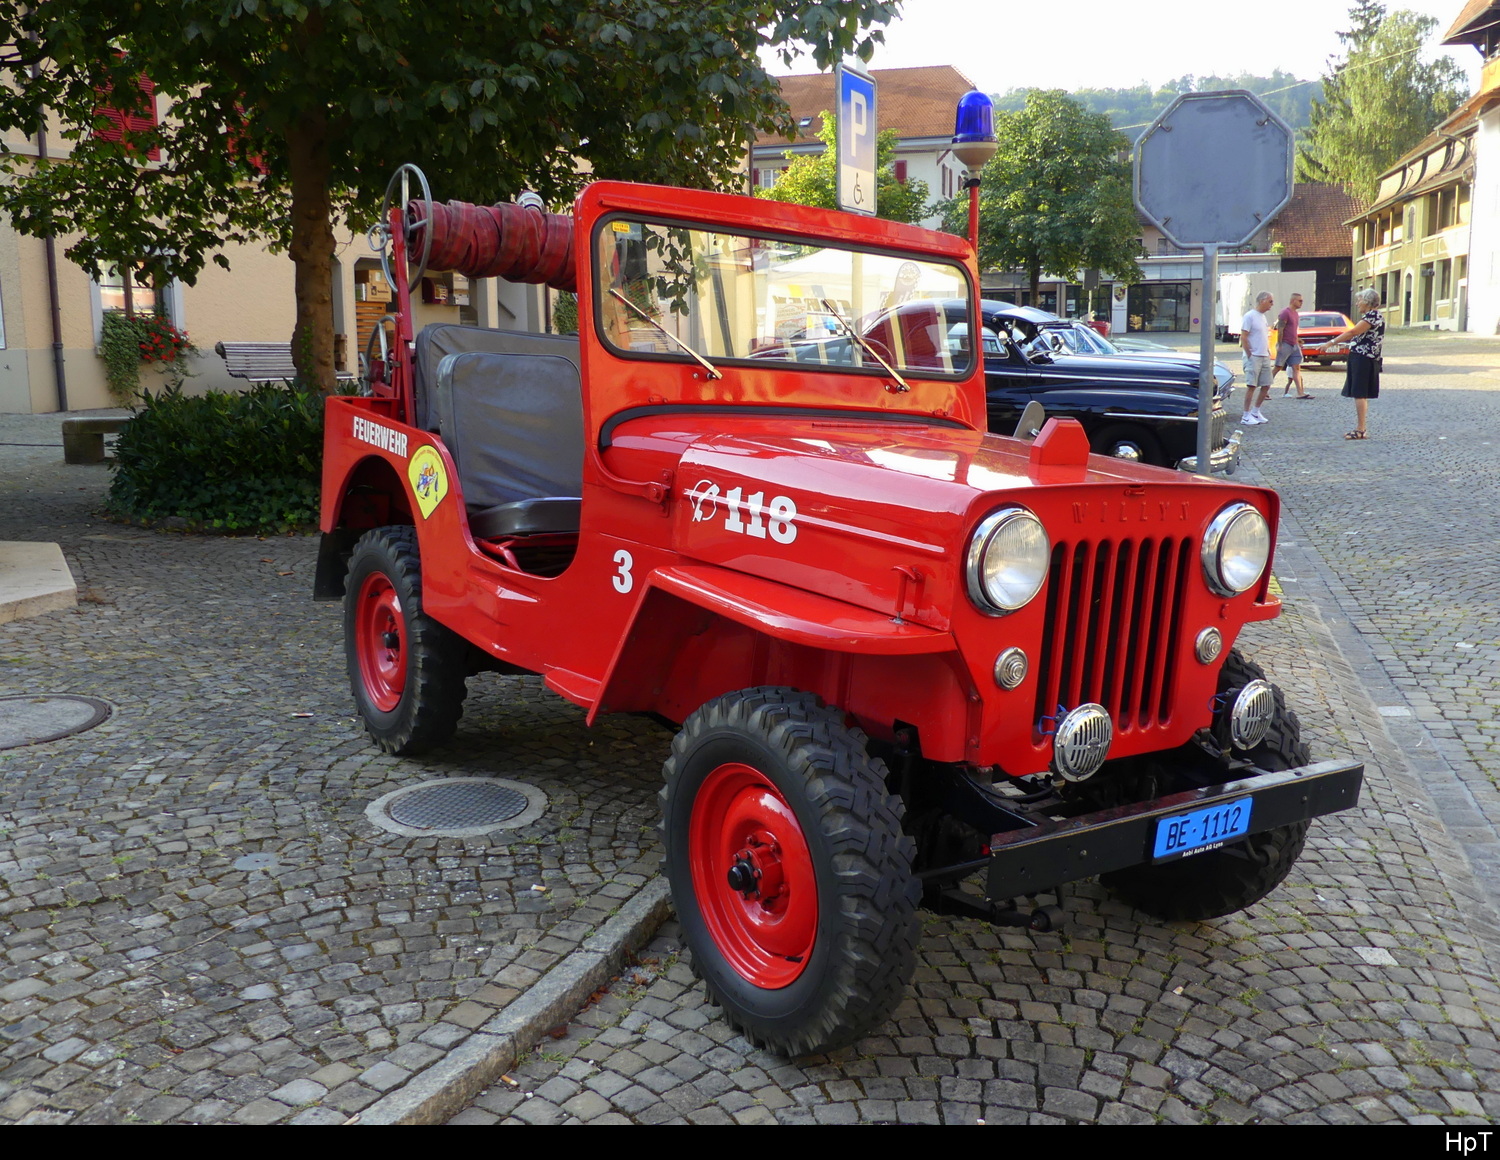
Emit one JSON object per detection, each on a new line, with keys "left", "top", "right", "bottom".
{"left": 688, "top": 763, "right": 817, "bottom": 988}
{"left": 355, "top": 573, "right": 406, "bottom": 713}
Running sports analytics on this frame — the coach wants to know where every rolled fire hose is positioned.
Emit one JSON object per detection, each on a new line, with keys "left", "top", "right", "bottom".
{"left": 407, "top": 199, "right": 577, "bottom": 292}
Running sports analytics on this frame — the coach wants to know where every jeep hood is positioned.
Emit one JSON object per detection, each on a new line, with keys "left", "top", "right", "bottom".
{"left": 662, "top": 418, "right": 1217, "bottom": 629}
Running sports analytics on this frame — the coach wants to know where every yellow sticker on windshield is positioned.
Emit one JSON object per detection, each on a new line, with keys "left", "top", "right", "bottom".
{"left": 408, "top": 446, "right": 448, "bottom": 519}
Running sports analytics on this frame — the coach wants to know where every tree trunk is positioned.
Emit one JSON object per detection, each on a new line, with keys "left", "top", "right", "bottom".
{"left": 1029, "top": 265, "right": 1042, "bottom": 312}
{"left": 286, "top": 111, "right": 336, "bottom": 393}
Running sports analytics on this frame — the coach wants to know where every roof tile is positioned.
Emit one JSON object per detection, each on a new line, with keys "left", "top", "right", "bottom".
{"left": 756, "top": 66, "right": 979, "bottom": 147}
{"left": 1268, "top": 183, "right": 1367, "bottom": 257}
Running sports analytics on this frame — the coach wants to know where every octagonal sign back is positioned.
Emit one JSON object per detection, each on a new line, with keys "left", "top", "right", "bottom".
{"left": 1134, "top": 90, "right": 1294, "bottom": 249}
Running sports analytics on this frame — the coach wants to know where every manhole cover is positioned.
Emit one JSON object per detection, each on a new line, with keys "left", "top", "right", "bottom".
{"left": 0, "top": 695, "right": 111, "bottom": 750}
{"left": 365, "top": 777, "right": 546, "bottom": 838}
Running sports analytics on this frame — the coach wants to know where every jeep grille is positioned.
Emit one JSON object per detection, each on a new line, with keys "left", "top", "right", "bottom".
{"left": 1033, "top": 536, "right": 1193, "bottom": 736}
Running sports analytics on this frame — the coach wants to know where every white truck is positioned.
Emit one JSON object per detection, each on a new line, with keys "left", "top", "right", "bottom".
{"left": 1217, "top": 271, "right": 1317, "bottom": 341}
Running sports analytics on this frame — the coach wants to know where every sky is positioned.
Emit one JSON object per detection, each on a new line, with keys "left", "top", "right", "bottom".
{"left": 766, "top": 0, "right": 1482, "bottom": 93}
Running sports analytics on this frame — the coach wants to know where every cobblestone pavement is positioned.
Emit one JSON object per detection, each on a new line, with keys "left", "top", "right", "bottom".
{"left": 1236, "top": 333, "right": 1500, "bottom": 908}
{"left": 0, "top": 416, "right": 666, "bottom": 1124}
{"left": 452, "top": 332, "right": 1500, "bottom": 1125}
{"left": 7, "top": 332, "right": 1500, "bottom": 1127}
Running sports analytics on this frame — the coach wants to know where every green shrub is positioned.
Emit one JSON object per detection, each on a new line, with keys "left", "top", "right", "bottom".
{"left": 552, "top": 291, "right": 579, "bottom": 335}
{"left": 107, "top": 382, "right": 324, "bottom": 533}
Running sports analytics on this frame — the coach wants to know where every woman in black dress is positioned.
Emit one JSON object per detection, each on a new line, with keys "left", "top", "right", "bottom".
{"left": 1320, "top": 287, "right": 1384, "bottom": 439}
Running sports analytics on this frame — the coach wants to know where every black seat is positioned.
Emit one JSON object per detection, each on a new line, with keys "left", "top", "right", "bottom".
{"left": 413, "top": 323, "right": 581, "bottom": 432}
{"left": 431, "top": 348, "right": 584, "bottom": 540}
{"left": 467, "top": 497, "right": 581, "bottom": 540}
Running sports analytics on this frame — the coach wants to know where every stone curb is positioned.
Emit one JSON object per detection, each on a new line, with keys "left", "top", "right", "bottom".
{"left": 0, "top": 541, "right": 76, "bottom": 624}
{"left": 354, "top": 877, "right": 673, "bottom": 1125}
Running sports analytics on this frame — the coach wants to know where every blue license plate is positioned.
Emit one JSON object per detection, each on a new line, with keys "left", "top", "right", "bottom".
{"left": 1152, "top": 797, "right": 1253, "bottom": 860}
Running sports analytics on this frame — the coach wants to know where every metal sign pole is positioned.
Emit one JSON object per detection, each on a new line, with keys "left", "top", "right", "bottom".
{"left": 1196, "top": 245, "right": 1217, "bottom": 475}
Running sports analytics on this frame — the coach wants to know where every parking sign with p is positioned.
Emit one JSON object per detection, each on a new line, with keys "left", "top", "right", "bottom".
{"left": 836, "top": 64, "right": 876, "bottom": 216}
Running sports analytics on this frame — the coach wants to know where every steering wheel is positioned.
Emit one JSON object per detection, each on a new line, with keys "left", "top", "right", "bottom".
{"left": 362, "top": 313, "right": 398, "bottom": 390}
{"left": 377, "top": 163, "right": 434, "bottom": 291}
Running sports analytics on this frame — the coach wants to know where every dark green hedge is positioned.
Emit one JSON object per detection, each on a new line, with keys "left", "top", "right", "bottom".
{"left": 107, "top": 382, "right": 324, "bottom": 533}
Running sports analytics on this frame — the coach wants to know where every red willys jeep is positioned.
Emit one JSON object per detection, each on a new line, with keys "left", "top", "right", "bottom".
{"left": 316, "top": 166, "right": 1363, "bottom": 1057}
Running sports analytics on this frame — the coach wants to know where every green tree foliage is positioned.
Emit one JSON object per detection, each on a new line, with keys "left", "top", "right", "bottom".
{"left": 993, "top": 71, "right": 1322, "bottom": 144}
{"left": 756, "top": 114, "right": 930, "bottom": 223}
{"left": 1297, "top": 1, "right": 1469, "bottom": 200}
{"left": 943, "top": 90, "right": 1141, "bottom": 304}
{"left": 0, "top": 1, "right": 898, "bottom": 390}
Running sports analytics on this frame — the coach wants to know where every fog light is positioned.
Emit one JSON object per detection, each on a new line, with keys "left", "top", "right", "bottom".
{"left": 1195, "top": 627, "right": 1223, "bottom": 664}
{"left": 1053, "top": 704, "right": 1113, "bottom": 782}
{"left": 994, "top": 647, "right": 1028, "bottom": 689}
{"left": 1229, "top": 680, "right": 1275, "bottom": 750}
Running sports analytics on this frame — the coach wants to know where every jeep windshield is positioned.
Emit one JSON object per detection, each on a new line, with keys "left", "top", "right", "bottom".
{"left": 595, "top": 218, "right": 973, "bottom": 379}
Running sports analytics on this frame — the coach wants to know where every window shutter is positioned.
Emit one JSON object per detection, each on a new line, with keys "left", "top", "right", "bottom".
{"left": 94, "top": 75, "right": 160, "bottom": 161}
{"left": 228, "top": 102, "right": 268, "bottom": 175}
{"left": 894, "top": 160, "right": 908, "bottom": 185}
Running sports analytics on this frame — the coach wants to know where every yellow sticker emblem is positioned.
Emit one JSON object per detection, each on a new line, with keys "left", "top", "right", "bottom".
{"left": 407, "top": 446, "right": 449, "bottom": 519}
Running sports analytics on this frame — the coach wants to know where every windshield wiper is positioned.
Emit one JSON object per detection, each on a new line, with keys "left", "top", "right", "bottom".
{"left": 609, "top": 289, "right": 721, "bottom": 380}
{"left": 820, "top": 298, "right": 911, "bottom": 392}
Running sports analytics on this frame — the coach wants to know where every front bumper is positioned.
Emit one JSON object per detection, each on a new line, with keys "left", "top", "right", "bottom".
{"left": 1177, "top": 427, "right": 1243, "bottom": 475}
{"left": 985, "top": 759, "right": 1364, "bottom": 900}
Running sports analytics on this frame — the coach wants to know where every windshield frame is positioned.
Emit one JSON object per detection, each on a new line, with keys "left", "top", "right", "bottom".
{"left": 590, "top": 212, "right": 978, "bottom": 383}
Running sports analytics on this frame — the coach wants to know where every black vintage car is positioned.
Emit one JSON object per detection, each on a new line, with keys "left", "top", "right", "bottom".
{"left": 757, "top": 298, "right": 1240, "bottom": 472}
{"left": 972, "top": 302, "right": 1240, "bottom": 472}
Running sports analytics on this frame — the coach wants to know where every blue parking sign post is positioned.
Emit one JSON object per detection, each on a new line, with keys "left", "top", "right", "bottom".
{"left": 835, "top": 64, "right": 876, "bottom": 216}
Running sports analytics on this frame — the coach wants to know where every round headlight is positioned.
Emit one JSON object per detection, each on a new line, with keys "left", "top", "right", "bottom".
{"left": 1202, "top": 502, "right": 1270, "bottom": 596}
{"left": 967, "top": 507, "right": 1049, "bottom": 614}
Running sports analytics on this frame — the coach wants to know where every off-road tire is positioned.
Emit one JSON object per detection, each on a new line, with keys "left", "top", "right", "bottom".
{"left": 344, "top": 526, "right": 467, "bottom": 754}
{"left": 1101, "top": 650, "right": 1311, "bottom": 921}
{"left": 660, "top": 688, "right": 920, "bottom": 1057}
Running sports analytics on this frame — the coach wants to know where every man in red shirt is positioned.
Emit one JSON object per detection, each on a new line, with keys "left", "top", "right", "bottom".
{"left": 1274, "top": 292, "right": 1312, "bottom": 399}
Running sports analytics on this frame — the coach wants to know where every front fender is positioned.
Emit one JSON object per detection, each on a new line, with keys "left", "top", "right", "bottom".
{"left": 648, "top": 564, "right": 952, "bottom": 655}
{"left": 589, "top": 562, "right": 959, "bottom": 726}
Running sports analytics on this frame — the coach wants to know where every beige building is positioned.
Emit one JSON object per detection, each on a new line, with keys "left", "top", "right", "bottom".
{"left": 1, "top": 107, "right": 545, "bottom": 414}
{"left": 1346, "top": 112, "right": 1475, "bottom": 331}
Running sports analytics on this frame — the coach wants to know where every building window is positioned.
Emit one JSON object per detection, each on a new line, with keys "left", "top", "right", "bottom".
{"left": 893, "top": 160, "right": 908, "bottom": 185}
{"left": 99, "top": 263, "right": 159, "bottom": 317}
{"left": 1441, "top": 187, "right": 1458, "bottom": 230}
{"left": 1127, "top": 282, "right": 1192, "bottom": 332}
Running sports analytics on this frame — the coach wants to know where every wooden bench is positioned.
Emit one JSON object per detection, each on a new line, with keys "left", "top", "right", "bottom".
{"left": 62, "top": 416, "right": 129, "bottom": 464}
{"left": 214, "top": 341, "right": 357, "bottom": 384}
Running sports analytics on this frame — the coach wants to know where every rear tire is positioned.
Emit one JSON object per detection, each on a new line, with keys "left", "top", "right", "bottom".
{"left": 344, "top": 526, "right": 467, "bottom": 754}
{"left": 1101, "top": 651, "right": 1310, "bottom": 921}
{"left": 661, "top": 688, "right": 919, "bottom": 1057}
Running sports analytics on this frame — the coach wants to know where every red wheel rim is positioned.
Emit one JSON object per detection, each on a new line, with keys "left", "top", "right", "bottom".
{"left": 355, "top": 572, "right": 406, "bottom": 712}
{"left": 688, "top": 762, "right": 817, "bottom": 988}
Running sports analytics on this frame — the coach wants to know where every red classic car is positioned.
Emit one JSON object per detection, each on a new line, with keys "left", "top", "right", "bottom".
{"left": 1293, "top": 310, "right": 1354, "bottom": 366}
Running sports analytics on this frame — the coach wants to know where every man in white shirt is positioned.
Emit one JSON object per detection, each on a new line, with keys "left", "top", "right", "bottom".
{"left": 1240, "top": 292, "right": 1275, "bottom": 425}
